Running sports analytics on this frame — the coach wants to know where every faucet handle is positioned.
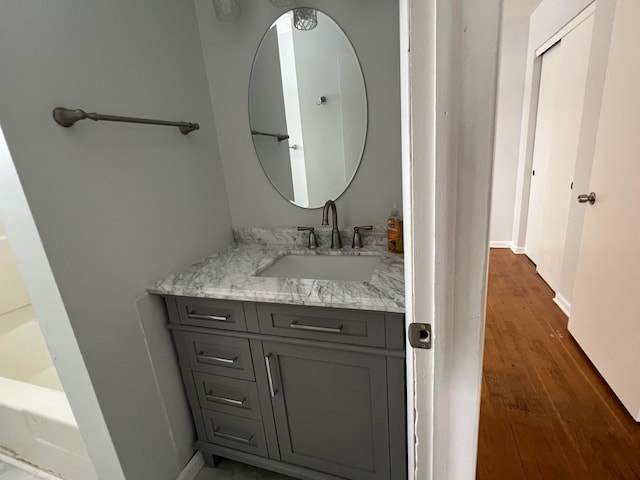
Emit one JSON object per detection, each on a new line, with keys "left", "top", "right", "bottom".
{"left": 352, "top": 225, "right": 373, "bottom": 249}
{"left": 297, "top": 226, "right": 318, "bottom": 249}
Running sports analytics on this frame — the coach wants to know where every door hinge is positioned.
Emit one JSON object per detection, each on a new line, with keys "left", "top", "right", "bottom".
{"left": 408, "top": 323, "right": 431, "bottom": 349}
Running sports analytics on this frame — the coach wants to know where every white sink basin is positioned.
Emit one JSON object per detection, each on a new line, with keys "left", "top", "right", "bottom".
{"left": 256, "top": 254, "right": 381, "bottom": 281}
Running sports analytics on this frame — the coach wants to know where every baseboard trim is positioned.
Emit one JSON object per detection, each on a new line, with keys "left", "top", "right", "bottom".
{"left": 553, "top": 294, "right": 571, "bottom": 317}
{"left": 510, "top": 243, "right": 526, "bottom": 254}
{"left": 0, "top": 451, "right": 62, "bottom": 480}
{"left": 176, "top": 451, "right": 205, "bottom": 480}
{"left": 489, "top": 241, "right": 512, "bottom": 248}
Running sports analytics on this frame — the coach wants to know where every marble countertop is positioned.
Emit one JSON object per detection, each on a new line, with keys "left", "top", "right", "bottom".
{"left": 149, "top": 232, "right": 405, "bottom": 313}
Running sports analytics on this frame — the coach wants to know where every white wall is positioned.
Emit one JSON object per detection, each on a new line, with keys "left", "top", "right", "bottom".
{"left": 0, "top": 2, "right": 233, "bottom": 479}
{"left": 0, "top": 219, "right": 30, "bottom": 314}
{"left": 195, "top": 0, "right": 402, "bottom": 227}
{"left": 490, "top": 0, "right": 541, "bottom": 245}
{"left": 0, "top": 216, "right": 62, "bottom": 392}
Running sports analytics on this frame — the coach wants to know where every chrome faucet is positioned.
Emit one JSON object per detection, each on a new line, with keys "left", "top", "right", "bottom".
{"left": 321, "top": 200, "right": 343, "bottom": 249}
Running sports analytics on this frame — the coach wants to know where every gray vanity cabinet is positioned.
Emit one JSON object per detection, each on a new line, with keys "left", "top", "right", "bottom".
{"left": 264, "top": 341, "right": 391, "bottom": 480}
{"left": 164, "top": 296, "right": 406, "bottom": 480}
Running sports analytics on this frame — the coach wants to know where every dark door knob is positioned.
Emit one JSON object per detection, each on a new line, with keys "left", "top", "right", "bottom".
{"left": 577, "top": 192, "right": 596, "bottom": 205}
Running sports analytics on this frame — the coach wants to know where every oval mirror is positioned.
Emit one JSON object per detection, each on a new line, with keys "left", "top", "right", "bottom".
{"left": 249, "top": 9, "right": 367, "bottom": 208}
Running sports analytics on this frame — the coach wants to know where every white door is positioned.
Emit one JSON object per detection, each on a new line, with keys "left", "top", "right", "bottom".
{"left": 569, "top": 0, "right": 640, "bottom": 422}
{"left": 525, "top": 43, "right": 561, "bottom": 267}
{"left": 525, "top": 17, "right": 594, "bottom": 292}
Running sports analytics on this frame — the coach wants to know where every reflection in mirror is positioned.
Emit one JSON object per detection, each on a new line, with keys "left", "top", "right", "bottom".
{"left": 249, "top": 10, "right": 367, "bottom": 208}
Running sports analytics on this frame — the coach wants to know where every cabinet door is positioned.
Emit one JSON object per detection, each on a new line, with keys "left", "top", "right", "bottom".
{"left": 262, "top": 342, "right": 391, "bottom": 480}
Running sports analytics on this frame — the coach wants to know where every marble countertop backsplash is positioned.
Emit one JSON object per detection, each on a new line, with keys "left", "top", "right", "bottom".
{"left": 149, "top": 227, "right": 404, "bottom": 313}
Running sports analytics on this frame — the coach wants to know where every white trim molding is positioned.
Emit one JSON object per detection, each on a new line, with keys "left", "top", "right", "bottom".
{"left": 403, "top": 0, "right": 501, "bottom": 478}
{"left": 553, "top": 294, "right": 571, "bottom": 317}
{"left": 510, "top": 243, "right": 526, "bottom": 254}
{"left": 398, "top": 0, "right": 417, "bottom": 478}
{"left": 490, "top": 241, "right": 512, "bottom": 248}
{"left": 536, "top": 3, "right": 597, "bottom": 56}
{"left": 0, "top": 451, "right": 64, "bottom": 480}
{"left": 176, "top": 451, "right": 205, "bottom": 480}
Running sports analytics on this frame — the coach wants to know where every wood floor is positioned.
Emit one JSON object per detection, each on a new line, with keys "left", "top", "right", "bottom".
{"left": 477, "top": 249, "right": 640, "bottom": 480}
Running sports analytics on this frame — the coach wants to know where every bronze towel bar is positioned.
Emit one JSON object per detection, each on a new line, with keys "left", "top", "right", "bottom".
{"left": 52, "top": 107, "right": 199, "bottom": 135}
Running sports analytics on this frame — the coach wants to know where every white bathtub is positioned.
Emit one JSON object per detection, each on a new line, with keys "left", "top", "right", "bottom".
{"left": 0, "top": 305, "right": 97, "bottom": 480}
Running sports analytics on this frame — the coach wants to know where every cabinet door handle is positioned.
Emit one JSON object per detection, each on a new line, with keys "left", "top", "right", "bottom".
{"left": 265, "top": 353, "right": 277, "bottom": 398}
{"left": 289, "top": 320, "right": 344, "bottom": 334}
{"left": 205, "top": 393, "right": 246, "bottom": 406}
{"left": 213, "top": 428, "right": 253, "bottom": 444}
{"left": 196, "top": 352, "right": 238, "bottom": 364}
{"left": 187, "top": 312, "right": 232, "bottom": 322}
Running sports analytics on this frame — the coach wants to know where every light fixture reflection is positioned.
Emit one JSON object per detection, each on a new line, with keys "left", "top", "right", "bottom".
{"left": 213, "top": 0, "right": 241, "bottom": 21}
{"left": 293, "top": 8, "right": 318, "bottom": 31}
{"left": 269, "top": 0, "right": 297, "bottom": 6}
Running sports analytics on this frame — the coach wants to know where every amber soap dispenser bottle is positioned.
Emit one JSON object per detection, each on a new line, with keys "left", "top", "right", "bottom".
{"left": 387, "top": 204, "right": 403, "bottom": 253}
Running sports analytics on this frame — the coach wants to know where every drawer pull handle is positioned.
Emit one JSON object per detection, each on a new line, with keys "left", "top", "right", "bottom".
{"left": 205, "top": 393, "right": 246, "bottom": 406}
{"left": 196, "top": 352, "right": 238, "bottom": 364}
{"left": 187, "top": 312, "right": 232, "bottom": 322}
{"left": 289, "top": 321, "right": 344, "bottom": 334}
{"left": 265, "top": 354, "right": 277, "bottom": 398}
{"left": 213, "top": 428, "right": 253, "bottom": 444}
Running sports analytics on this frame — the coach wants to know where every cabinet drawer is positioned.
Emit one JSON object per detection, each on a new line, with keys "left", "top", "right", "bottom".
{"left": 175, "top": 297, "right": 247, "bottom": 332}
{"left": 177, "top": 331, "right": 254, "bottom": 381}
{"left": 193, "top": 372, "right": 261, "bottom": 420}
{"left": 257, "top": 303, "right": 386, "bottom": 347}
{"left": 202, "top": 410, "right": 268, "bottom": 458}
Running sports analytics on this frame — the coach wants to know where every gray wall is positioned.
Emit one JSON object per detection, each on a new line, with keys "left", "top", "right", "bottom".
{"left": 195, "top": 0, "right": 402, "bottom": 227}
{"left": 0, "top": 2, "right": 233, "bottom": 479}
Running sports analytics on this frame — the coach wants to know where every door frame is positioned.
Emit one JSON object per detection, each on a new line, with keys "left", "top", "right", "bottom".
{"left": 401, "top": 0, "right": 501, "bottom": 479}
{"left": 0, "top": 126, "right": 126, "bottom": 480}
